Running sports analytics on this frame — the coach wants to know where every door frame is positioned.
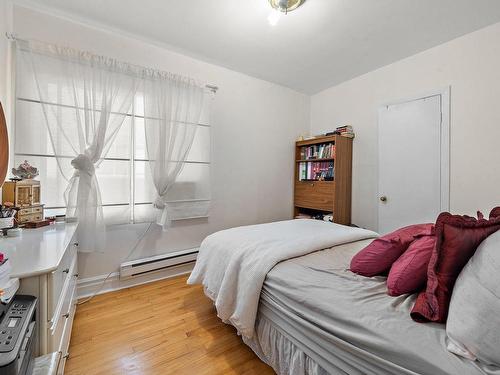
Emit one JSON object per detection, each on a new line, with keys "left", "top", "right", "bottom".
{"left": 377, "top": 87, "right": 450, "bottom": 232}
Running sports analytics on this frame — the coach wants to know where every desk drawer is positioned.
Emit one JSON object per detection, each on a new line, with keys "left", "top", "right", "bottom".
{"left": 295, "top": 181, "right": 334, "bottom": 211}
{"left": 48, "top": 242, "right": 77, "bottom": 319}
{"left": 49, "top": 258, "right": 77, "bottom": 351}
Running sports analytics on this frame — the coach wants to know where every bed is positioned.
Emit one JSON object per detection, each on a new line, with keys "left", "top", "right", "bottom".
{"left": 189, "top": 220, "right": 496, "bottom": 375}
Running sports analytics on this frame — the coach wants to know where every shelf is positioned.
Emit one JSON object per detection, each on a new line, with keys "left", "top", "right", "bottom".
{"left": 297, "top": 180, "right": 334, "bottom": 183}
{"left": 296, "top": 158, "right": 334, "bottom": 163}
{"left": 296, "top": 135, "right": 336, "bottom": 147}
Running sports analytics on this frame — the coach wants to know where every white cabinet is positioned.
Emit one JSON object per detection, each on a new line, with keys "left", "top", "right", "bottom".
{"left": 1, "top": 223, "right": 79, "bottom": 373}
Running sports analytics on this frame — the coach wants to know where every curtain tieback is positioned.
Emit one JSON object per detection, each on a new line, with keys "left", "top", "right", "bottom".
{"left": 154, "top": 196, "right": 166, "bottom": 209}
{"left": 71, "top": 154, "right": 95, "bottom": 176}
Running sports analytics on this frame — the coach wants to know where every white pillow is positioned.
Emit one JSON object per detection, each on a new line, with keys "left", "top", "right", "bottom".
{"left": 446, "top": 229, "right": 500, "bottom": 365}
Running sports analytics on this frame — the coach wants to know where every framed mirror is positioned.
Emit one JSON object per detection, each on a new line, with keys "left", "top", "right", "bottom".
{"left": 0, "top": 102, "right": 8, "bottom": 188}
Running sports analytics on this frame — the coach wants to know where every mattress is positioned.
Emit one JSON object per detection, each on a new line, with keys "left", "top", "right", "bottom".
{"left": 244, "top": 239, "right": 497, "bottom": 375}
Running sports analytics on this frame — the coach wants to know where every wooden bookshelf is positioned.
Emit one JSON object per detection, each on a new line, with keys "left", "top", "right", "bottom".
{"left": 294, "top": 135, "right": 352, "bottom": 225}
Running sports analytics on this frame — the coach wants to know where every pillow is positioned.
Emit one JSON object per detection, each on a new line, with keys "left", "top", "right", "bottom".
{"left": 490, "top": 206, "right": 500, "bottom": 219}
{"left": 411, "top": 212, "right": 500, "bottom": 323}
{"left": 387, "top": 235, "right": 435, "bottom": 296}
{"left": 446, "top": 229, "right": 500, "bottom": 366}
{"left": 350, "top": 223, "right": 433, "bottom": 277}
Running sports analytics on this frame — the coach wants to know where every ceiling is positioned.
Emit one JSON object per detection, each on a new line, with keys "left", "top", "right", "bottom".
{"left": 14, "top": 0, "right": 500, "bottom": 94}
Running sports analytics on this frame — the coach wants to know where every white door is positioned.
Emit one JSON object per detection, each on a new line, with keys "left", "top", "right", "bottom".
{"left": 378, "top": 93, "right": 449, "bottom": 234}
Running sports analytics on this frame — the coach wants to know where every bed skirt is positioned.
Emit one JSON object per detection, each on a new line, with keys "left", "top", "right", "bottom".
{"left": 244, "top": 314, "right": 332, "bottom": 375}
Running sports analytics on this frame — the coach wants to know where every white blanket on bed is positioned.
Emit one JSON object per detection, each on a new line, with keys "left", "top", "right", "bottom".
{"left": 187, "top": 219, "right": 378, "bottom": 338}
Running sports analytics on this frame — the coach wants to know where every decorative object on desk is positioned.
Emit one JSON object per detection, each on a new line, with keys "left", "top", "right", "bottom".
{"left": 55, "top": 215, "right": 66, "bottom": 223}
{"left": 11, "top": 160, "right": 39, "bottom": 180}
{"left": 2, "top": 179, "right": 41, "bottom": 207}
{"left": 2, "top": 179, "right": 44, "bottom": 225}
{"left": 6, "top": 228, "right": 22, "bottom": 237}
{"left": 24, "top": 220, "right": 50, "bottom": 229}
{"left": 0, "top": 102, "right": 8, "bottom": 189}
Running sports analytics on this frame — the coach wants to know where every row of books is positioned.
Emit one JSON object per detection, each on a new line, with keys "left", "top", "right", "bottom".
{"left": 298, "top": 161, "right": 334, "bottom": 181}
{"left": 300, "top": 143, "right": 335, "bottom": 160}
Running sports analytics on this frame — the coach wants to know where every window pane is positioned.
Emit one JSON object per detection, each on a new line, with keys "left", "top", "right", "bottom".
{"left": 134, "top": 118, "right": 209, "bottom": 163}
{"left": 95, "top": 160, "right": 130, "bottom": 205}
{"left": 103, "top": 116, "right": 132, "bottom": 159}
{"left": 134, "top": 117, "right": 147, "bottom": 160}
{"left": 168, "top": 163, "right": 210, "bottom": 201}
{"left": 134, "top": 160, "right": 155, "bottom": 203}
{"left": 16, "top": 100, "right": 132, "bottom": 160}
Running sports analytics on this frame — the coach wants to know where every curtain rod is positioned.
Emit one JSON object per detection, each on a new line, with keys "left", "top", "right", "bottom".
{"left": 5, "top": 32, "right": 219, "bottom": 93}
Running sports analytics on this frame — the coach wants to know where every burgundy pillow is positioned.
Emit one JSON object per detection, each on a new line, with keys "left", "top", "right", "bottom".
{"left": 490, "top": 206, "right": 500, "bottom": 219}
{"left": 411, "top": 212, "right": 500, "bottom": 323}
{"left": 350, "top": 223, "right": 434, "bottom": 277}
{"left": 386, "top": 235, "right": 435, "bottom": 296}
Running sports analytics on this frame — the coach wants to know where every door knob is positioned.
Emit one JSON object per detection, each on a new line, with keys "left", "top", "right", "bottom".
{"left": 380, "top": 196, "right": 387, "bottom": 202}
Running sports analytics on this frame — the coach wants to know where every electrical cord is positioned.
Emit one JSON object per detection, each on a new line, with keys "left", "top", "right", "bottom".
{"left": 77, "top": 222, "right": 153, "bottom": 305}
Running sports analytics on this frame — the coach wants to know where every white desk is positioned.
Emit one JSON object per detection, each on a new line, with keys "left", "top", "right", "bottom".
{"left": 0, "top": 223, "right": 79, "bottom": 375}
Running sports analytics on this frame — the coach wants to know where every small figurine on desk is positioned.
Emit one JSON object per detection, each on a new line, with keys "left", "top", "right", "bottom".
{"left": 11, "top": 160, "right": 39, "bottom": 180}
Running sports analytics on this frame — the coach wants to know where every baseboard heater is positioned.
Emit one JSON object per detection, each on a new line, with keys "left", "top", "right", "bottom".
{"left": 119, "top": 248, "right": 198, "bottom": 279}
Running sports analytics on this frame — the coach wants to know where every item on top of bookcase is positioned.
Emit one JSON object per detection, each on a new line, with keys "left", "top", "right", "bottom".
{"left": 333, "top": 125, "right": 355, "bottom": 139}
{"left": 295, "top": 213, "right": 312, "bottom": 219}
{"left": 11, "top": 160, "right": 39, "bottom": 180}
{"left": 323, "top": 213, "right": 334, "bottom": 223}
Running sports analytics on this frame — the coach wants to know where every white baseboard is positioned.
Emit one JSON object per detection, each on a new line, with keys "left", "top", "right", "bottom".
{"left": 77, "top": 262, "right": 195, "bottom": 299}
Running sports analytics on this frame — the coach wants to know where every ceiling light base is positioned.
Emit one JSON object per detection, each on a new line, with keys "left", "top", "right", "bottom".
{"left": 269, "top": 0, "right": 306, "bottom": 13}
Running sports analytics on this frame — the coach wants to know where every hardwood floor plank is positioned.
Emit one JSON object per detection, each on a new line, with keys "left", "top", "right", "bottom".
{"left": 65, "top": 275, "right": 275, "bottom": 375}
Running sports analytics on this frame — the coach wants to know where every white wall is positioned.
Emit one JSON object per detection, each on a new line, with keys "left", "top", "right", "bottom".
{"left": 11, "top": 5, "right": 310, "bottom": 279}
{"left": 311, "top": 22, "right": 500, "bottom": 231}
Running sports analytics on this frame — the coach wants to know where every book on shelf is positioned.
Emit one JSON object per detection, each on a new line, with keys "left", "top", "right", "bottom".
{"left": 299, "top": 161, "right": 334, "bottom": 181}
{"left": 300, "top": 143, "right": 336, "bottom": 160}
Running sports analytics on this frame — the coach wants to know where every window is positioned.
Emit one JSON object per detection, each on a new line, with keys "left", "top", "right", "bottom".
{"left": 14, "top": 54, "right": 212, "bottom": 225}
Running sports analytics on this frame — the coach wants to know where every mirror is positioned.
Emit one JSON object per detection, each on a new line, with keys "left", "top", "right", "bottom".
{"left": 0, "top": 102, "right": 8, "bottom": 188}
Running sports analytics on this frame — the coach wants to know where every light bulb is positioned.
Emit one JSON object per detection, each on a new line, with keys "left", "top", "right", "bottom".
{"left": 268, "top": 10, "right": 282, "bottom": 26}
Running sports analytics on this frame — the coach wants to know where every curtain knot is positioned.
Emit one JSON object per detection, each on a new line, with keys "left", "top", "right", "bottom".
{"left": 154, "top": 196, "right": 166, "bottom": 209}
{"left": 71, "top": 154, "right": 95, "bottom": 176}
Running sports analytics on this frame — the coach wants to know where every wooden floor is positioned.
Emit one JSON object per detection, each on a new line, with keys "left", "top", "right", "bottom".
{"left": 65, "top": 275, "right": 274, "bottom": 375}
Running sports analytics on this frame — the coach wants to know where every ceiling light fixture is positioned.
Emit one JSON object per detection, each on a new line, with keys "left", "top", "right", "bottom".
{"left": 269, "top": 0, "right": 306, "bottom": 14}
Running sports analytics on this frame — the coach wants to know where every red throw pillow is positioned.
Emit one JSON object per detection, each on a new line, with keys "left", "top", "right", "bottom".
{"left": 350, "top": 223, "right": 434, "bottom": 277}
{"left": 386, "top": 235, "right": 435, "bottom": 296}
{"left": 411, "top": 212, "right": 500, "bottom": 323}
{"left": 490, "top": 206, "right": 500, "bottom": 219}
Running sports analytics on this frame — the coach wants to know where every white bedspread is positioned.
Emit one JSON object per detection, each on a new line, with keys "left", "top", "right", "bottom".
{"left": 187, "top": 219, "right": 378, "bottom": 338}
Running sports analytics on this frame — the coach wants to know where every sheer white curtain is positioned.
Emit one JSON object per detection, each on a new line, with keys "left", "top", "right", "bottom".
{"left": 18, "top": 40, "right": 137, "bottom": 252}
{"left": 142, "top": 74, "right": 206, "bottom": 229}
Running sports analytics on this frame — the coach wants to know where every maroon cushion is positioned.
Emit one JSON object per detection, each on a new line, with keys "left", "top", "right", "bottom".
{"left": 490, "top": 206, "right": 500, "bottom": 219}
{"left": 411, "top": 212, "right": 500, "bottom": 323}
{"left": 387, "top": 235, "right": 435, "bottom": 296}
{"left": 350, "top": 223, "right": 434, "bottom": 277}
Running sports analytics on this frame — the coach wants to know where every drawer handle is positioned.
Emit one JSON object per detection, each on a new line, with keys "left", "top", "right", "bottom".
{"left": 73, "top": 242, "right": 79, "bottom": 247}
{"left": 62, "top": 313, "right": 70, "bottom": 318}
{"left": 63, "top": 353, "right": 70, "bottom": 359}
{"left": 63, "top": 268, "right": 70, "bottom": 274}
{"left": 310, "top": 183, "right": 315, "bottom": 187}
{"left": 73, "top": 273, "right": 79, "bottom": 278}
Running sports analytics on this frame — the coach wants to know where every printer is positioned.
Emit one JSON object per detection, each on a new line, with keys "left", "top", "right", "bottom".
{"left": 0, "top": 295, "right": 37, "bottom": 375}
